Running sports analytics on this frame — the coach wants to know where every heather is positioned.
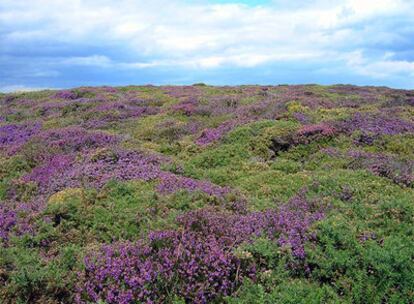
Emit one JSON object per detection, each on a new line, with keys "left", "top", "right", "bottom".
{"left": 76, "top": 192, "right": 324, "bottom": 304}
{"left": 1, "top": 85, "right": 414, "bottom": 303}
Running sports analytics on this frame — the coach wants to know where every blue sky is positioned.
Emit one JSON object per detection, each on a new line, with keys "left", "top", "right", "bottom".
{"left": 1, "top": 0, "right": 414, "bottom": 92}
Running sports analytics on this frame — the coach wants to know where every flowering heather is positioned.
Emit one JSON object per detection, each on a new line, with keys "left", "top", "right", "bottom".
{"left": 162, "top": 85, "right": 203, "bottom": 99}
{"left": 157, "top": 172, "right": 230, "bottom": 197}
{"left": 35, "top": 100, "right": 77, "bottom": 117}
{"left": 77, "top": 232, "right": 255, "bottom": 304}
{"left": 0, "top": 122, "right": 42, "bottom": 155}
{"left": 76, "top": 192, "right": 324, "bottom": 304}
{"left": 0, "top": 204, "right": 16, "bottom": 242}
{"left": 94, "top": 102, "right": 159, "bottom": 118}
{"left": 83, "top": 109, "right": 160, "bottom": 129}
{"left": 1, "top": 85, "right": 414, "bottom": 304}
{"left": 347, "top": 150, "right": 414, "bottom": 187}
{"left": 0, "top": 199, "right": 45, "bottom": 243}
{"left": 170, "top": 98, "right": 197, "bottom": 116}
{"left": 53, "top": 90, "right": 79, "bottom": 100}
{"left": 101, "top": 86, "right": 118, "bottom": 93}
{"left": 21, "top": 154, "right": 76, "bottom": 193}
{"left": 196, "top": 119, "right": 245, "bottom": 145}
{"left": 292, "top": 112, "right": 311, "bottom": 124}
{"left": 340, "top": 113, "right": 414, "bottom": 135}
{"left": 21, "top": 147, "right": 229, "bottom": 199}
{"left": 15, "top": 149, "right": 157, "bottom": 197}
{"left": 297, "top": 123, "right": 336, "bottom": 138}
{"left": 185, "top": 121, "right": 202, "bottom": 134}
{"left": 177, "top": 191, "right": 325, "bottom": 259}
{"left": 52, "top": 149, "right": 164, "bottom": 190}
{"left": 35, "top": 127, "right": 119, "bottom": 154}
{"left": 34, "top": 97, "right": 102, "bottom": 118}
{"left": 320, "top": 147, "right": 341, "bottom": 157}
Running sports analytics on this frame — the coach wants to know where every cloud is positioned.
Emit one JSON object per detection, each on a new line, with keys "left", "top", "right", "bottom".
{"left": 0, "top": 85, "right": 55, "bottom": 93}
{"left": 345, "top": 51, "right": 414, "bottom": 79}
{"left": 1, "top": 0, "right": 413, "bottom": 89}
{"left": 61, "top": 55, "right": 112, "bottom": 67}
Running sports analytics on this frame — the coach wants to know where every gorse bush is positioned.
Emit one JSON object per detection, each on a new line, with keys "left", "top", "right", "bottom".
{"left": 1, "top": 84, "right": 413, "bottom": 303}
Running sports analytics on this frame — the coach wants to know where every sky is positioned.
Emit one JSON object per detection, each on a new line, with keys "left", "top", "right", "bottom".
{"left": 1, "top": 0, "right": 414, "bottom": 92}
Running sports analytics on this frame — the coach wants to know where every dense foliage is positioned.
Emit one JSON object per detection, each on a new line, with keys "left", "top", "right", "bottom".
{"left": 1, "top": 84, "right": 413, "bottom": 303}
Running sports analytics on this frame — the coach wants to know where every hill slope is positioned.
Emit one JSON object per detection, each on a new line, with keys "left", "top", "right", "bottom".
{"left": 1, "top": 85, "right": 414, "bottom": 303}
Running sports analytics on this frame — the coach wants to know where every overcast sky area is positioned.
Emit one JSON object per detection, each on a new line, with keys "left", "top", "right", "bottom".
{"left": 1, "top": 0, "right": 414, "bottom": 92}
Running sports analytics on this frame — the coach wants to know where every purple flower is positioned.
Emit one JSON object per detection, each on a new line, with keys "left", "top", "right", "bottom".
{"left": 0, "top": 122, "right": 42, "bottom": 155}
{"left": 196, "top": 120, "right": 243, "bottom": 146}
{"left": 21, "top": 154, "right": 75, "bottom": 193}
{"left": 0, "top": 205, "right": 17, "bottom": 242}
{"left": 0, "top": 198, "right": 46, "bottom": 244}
{"left": 340, "top": 113, "right": 414, "bottom": 136}
{"left": 76, "top": 191, "right": 325, "bottom": 303}
{"left": 347, "top": 150, "right": 414, "bottom": 187}
{"left": 53, "top": 90, "right": 79, "bottom": 100}
{"left": 157, "top": 172, "right": 230, "bottom": 198}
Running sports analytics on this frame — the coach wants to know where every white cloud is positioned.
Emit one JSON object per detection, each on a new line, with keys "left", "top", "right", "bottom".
{"left": 0, "top": 1, "right": 402, "bottom": 53}
{"left": 344, "top": 50, "right": 414, "bottom": 79}
{"left": 1, "top": 0, "right": 414, "bottom": 85}
{"left": 61, "top": 55, "right": 112, "bottom": 67}
{"left": 355, "top": 59, "right": 414, "bottom": 79}
{"left": 0, "top": 85, "right": 55, "bottom": 93}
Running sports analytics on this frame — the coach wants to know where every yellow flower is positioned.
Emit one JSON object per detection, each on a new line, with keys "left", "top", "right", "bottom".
{"left": 48, "top": 188, "right": 83, "bottom": 207}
